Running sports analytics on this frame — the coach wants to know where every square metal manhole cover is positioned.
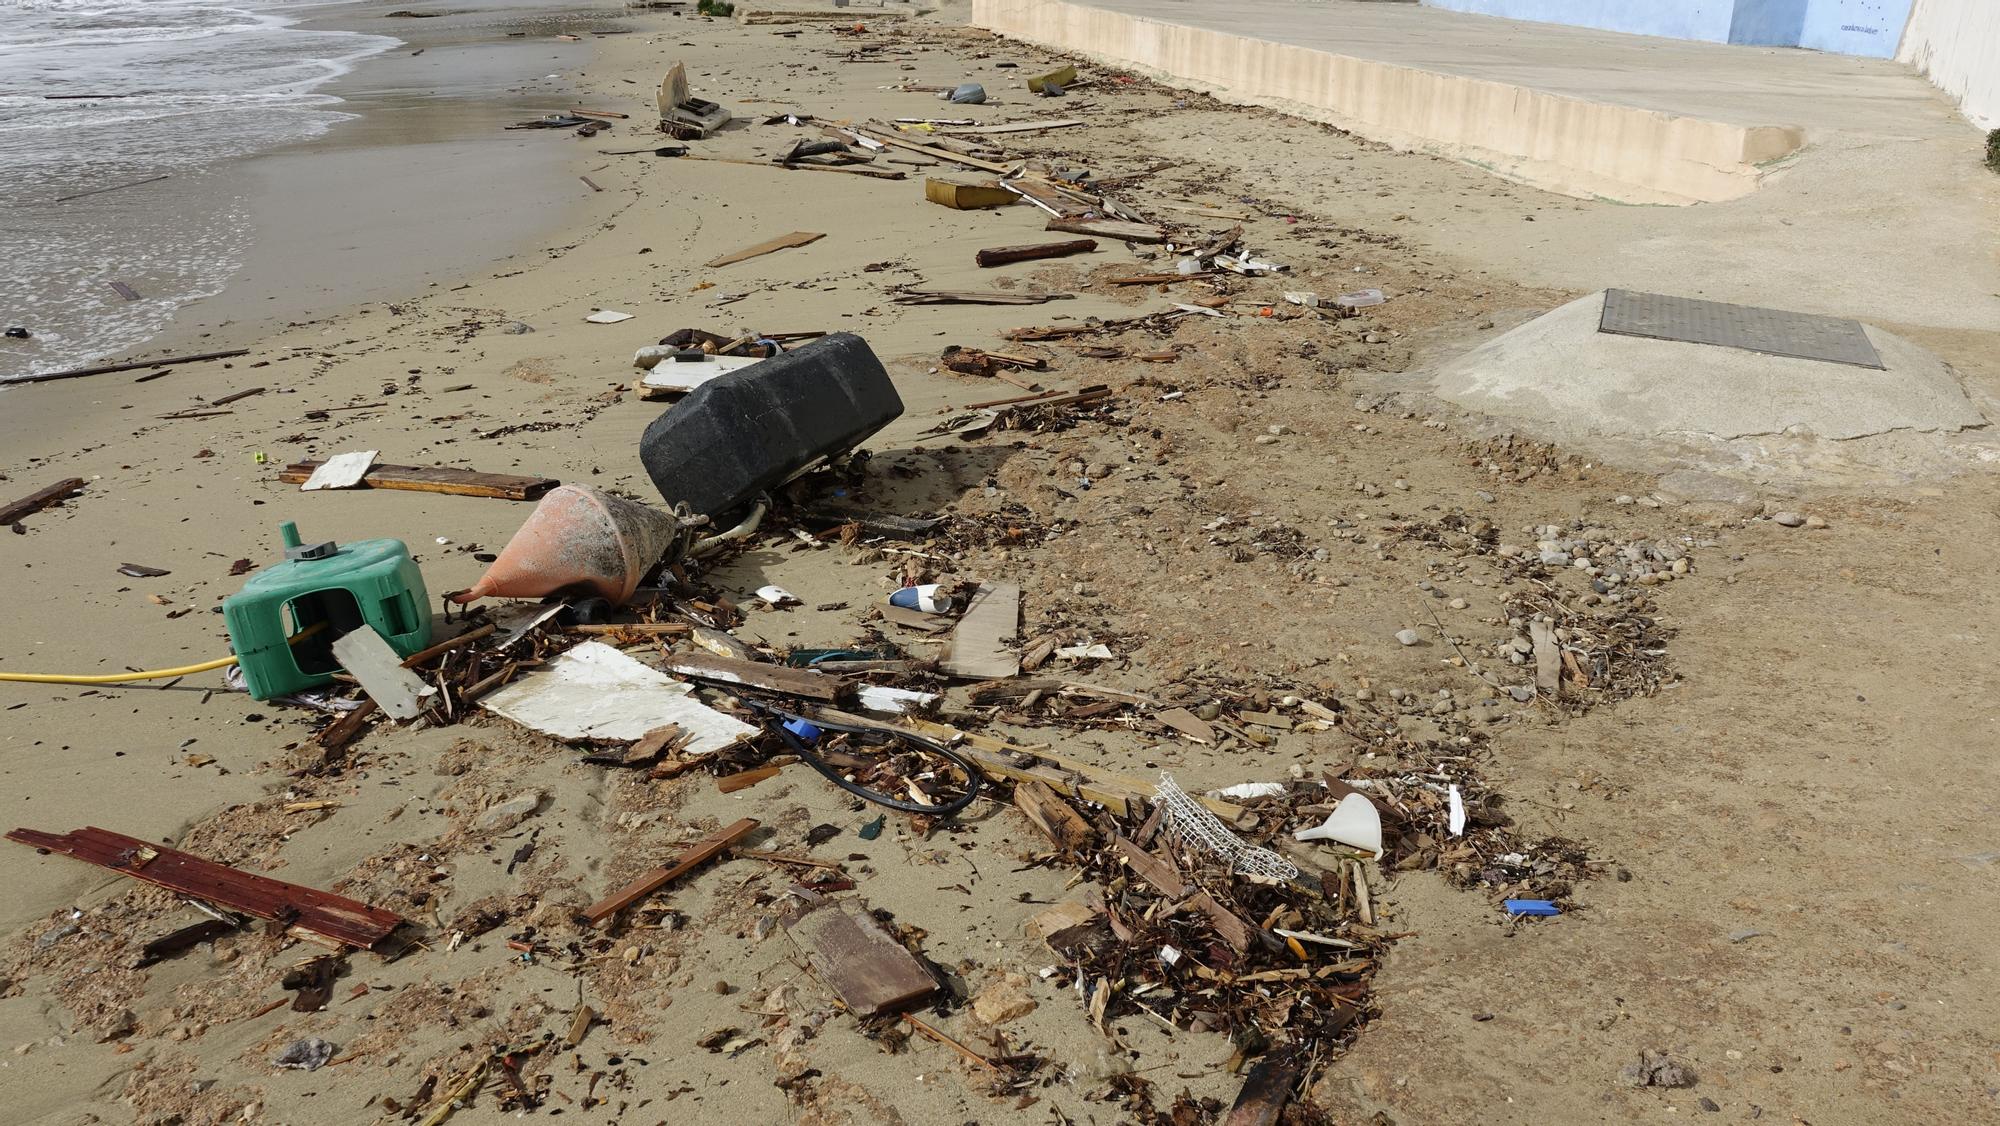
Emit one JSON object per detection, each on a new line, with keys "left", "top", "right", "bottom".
{"left": 1598, "top": 289, "right": 1884, "bottom": 369}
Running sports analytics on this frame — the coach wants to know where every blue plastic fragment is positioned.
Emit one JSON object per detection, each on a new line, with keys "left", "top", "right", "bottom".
{"left": 783, "top": 718, "right": 823, "bottom": 743}
{"left": 1504, "top": 899, "right": 1561, "bottom": 917}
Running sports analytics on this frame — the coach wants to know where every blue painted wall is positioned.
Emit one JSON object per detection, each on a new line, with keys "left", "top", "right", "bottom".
{"left": 1421, "top": 0, "right": 1737, "bottom": 44}
{"left": 1423, "top": 0, "right": 1915, "bottom": 56}
{"left": 1798, "top": 0, "right": 1912, "bottom": 57}
{"left": 1729, "top": 0, "right": 1809, "bottom": 45}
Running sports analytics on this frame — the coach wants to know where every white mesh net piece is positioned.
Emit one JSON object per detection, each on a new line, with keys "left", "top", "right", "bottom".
{"left": 1154, "top": 772, "right": 1298, "bottom": 883}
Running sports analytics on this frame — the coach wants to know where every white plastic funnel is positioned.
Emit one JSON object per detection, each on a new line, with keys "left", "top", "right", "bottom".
{"left": 1293, "top": 793, "right": 1383, "bottom": 858}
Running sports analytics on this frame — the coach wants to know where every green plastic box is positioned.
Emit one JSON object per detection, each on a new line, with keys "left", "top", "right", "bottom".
{"left": 223, "top": 522, "right": 431, "bottom": 700}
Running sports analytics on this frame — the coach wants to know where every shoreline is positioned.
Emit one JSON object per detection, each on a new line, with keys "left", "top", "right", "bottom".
{"left": 4, "top": 0, "right": 633, "bottom": 384}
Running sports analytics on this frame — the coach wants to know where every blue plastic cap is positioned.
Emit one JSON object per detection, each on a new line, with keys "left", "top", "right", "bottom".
{"left": 1504, "top": 899, "right": 1561, "bottom": 917}
{"left": 783, "top": 718, "right": 823, "bottom": 743}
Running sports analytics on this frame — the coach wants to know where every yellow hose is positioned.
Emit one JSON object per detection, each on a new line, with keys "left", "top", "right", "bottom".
{"left": 0, "top": 622, "right": 327, "bottom": 686}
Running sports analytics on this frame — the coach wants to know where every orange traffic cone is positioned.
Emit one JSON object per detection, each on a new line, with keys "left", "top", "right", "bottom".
{"left": 449, "top": 485, "right": 683, "bottom": 607}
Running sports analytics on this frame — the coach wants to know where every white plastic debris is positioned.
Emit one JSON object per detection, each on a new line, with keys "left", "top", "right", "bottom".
{"left": 1283, "top": 291, "right": 1320, "bottom": 308}
{"left": 755, "top": 584, "right": 800, "bottom": 606}
{"left": 1335, "top": 288, "right": 1386, "bottom": 308}
{"left": 1448, "top": 784, "right": 1467, "bottom": 836}
{"left": 1208, "top": 782, "right": 1287, "bottom": 800}
{"left": 1292, "top": 793, "right": 1384, "bottom": 859}
{"left": 585, "top": 309, "right": 634, "bottom": 324}
{"left": 300, "top": 449, "right": 377, "bottom": 491}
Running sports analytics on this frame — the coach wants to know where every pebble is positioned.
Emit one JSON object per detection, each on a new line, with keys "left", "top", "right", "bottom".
{"left": 1254, "top": 434, "right": 1280, "bottom": 446}
{"left": 1698, "top": 1097, "right": 1720, "bottom": 1113}
{"left": 1805, "top": 515, "right": 1828, "bottom": 529}
{"left": 502, "top": 321, "right": 534, "bottom": 334}
{"left": 1614, "top": 495, "right": 1634, "bottom": 506}
{"left": 1539, "top": 550, "right": 1571, "bottom": 566}
{"left": 1394, "top": 629, "right": 1422, "bottom": 646}
{"left": 1509, "top": 686, "right": 1534, "bottom": 702}
{"left": 477, "top": 790, "right": 544, "bottom": 832}
{"left": 1448, "top": 597, "right": 1468, "bottom": 610}
{"left": 1771, "top": 511, "right": 1806, "bottom": 527}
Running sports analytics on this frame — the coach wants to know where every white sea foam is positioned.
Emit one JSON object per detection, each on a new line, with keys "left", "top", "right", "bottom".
{"left": 0, "top": 0, "right": 398, "bottom": 380}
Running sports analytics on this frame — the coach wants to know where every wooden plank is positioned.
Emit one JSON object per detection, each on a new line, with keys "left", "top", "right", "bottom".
{"left": 1529, "top": 620, "right": 1561, "bottom": 695}
{"left": 276, "top": 461, "right": 557, "bottom": 501}
{"left": 0, "top": 478, "right": 85, "bottom": 526}
{"left": 1111, "top": 835, "right": 1188, "bottom": 898}
{"left": 936, "top": 118, "right": 1085, "bottom": 135}
{"left": 854, "top": 126, "right": 1015, "bottom": 174}
{"left": 1224, "top": 1059, "right": 1299, "bottom": 1126}
{"left": 1046, "top": 216, "right": 1168, "bottom": 244}
{"left": 975, "top": 239, "right": 1096, "bottom": 268}
{"left": 1107, "top": 272, "right": 1215, "bottom": 286}
{"left": 1013, "top": 780, "right": 1095, "bottom": 851}
{"left": 7, "top": 826, "right": 402, "bottom": 950}
{"left": 315, "top": 699, "right": 378, "bottom": 753}
{"left": 703, "top": 231, "right": 824, "bottom": 268}
{"left": 784, "top": 899, "right": 939, "bottom": 1016}
{"left": 938, "top": 582, "right": 1020, "bottom": 680}
{"left": 716, "top": 764, "right": 781, "bottom": 793}
{"left": 1155, "top": 706, "right": 1215, "bottom": 744}
{"left": 1189, "top": 890, "right": 1257, "bottom": 952}
{"left": 208, "top": 386, "right": 266, "bottom": 407}
{"left": 9, "top": 348, "right": 248, "bottom": 385}
{"left": 1001, "top": 178, "right": 1091, "bottom": 218}
{"left": 584, "top": 818, "right": 758, "bottom": 925}
{"left": 660, "top": 651, "right": 851, "bottom": 703}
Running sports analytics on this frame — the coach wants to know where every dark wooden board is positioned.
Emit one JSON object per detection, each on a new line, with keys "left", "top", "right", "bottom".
{"left": 7, "top": 826, "right": 402, "bottom": 949}
{"left": 784, "top": 899, "right": 939, "bottom": 1016}
{"left": 0, "top": 478, "right": 86, "bottom": 526}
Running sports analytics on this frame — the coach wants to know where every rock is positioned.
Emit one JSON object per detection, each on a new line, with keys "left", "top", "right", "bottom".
{"left": 1394, "top": 629, "right": 1422, "bottom": 646}
{"left": 1539, "top": 550, "right": 1570, "bottom": 566}
{"left": 1771, "top": 511, "right": 1806, "bottom": 528}
{"left": 1253, "top": 434, "right": 1280, "bottom": 446}
{"left": 1475, "top": 490, "right": 1496, "bottom": 503}
{"left": 1508, "top": 686, "right": 1534, "bottom": 702}
{"left": 1697, "top": 1097, "right": 1720, "bottom": 1113}
{"left": 971, "top": 973, "right": 1037, "bottom": 1025}
{"left": 272, "top": 1037, "right": 337, "bottom": 1071}
{"left": 1448, "top": 597, "right": 1468, "bottom": 610}
{"left": 1614, "top": 495, "right": 1634, "bottom": 506}
{"left": 477, "top": 790, "right": 543, "bottom": 833}
{"left": 502, "top": 321, "right": 535, "bottom": 334}
{"left": 1619, "top": 1048, "right": 1695, "bottom": 1088}
{"left": 1804, "top": 515, "right": 1828, "bottom": 529}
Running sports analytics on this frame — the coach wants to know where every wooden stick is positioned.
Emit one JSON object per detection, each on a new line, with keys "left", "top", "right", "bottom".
{"left": 0, "top": 478, "right": 85, "bottom": 526}
{"left": 851, "top": 126, "right": 1016, "bottom": 174}
{"left": 54, "top": 174, "right": 169, "bottom": 203}
{"left": 568, "top": 623, "right": 691, "bottom": 636}
{"left": 13, "top": 349, "right": 249, "bottom": 385}
{"left": 400, "top": 623, "right": 497, "bottom": 668}
{"left": 902, "top": 1013, "right": 1004, "bottom": 1074}
{"left": 208, "top": 386, "right": 265, "bottom": 407}
{"left": 570, "top": 108, "right": 629, "bottom": 119}
{"left": 583, "top": 818, "right": 758, "bottom": 925}
{"left": 734, "top": 849, "right": 843, "bottom": 871}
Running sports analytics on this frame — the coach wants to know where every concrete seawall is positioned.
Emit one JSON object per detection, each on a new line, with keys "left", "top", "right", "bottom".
{"left": 971, "top": 0, "right": 1807, "bottom": 205}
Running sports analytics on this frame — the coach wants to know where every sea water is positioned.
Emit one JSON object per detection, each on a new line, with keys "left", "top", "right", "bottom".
{"left": 0, "top": 0, "right": 396, "bottom": 380}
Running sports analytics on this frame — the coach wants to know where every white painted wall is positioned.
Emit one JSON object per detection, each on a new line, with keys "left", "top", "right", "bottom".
{"left": 1897, "top": 0, "right": 1998, "bottom": 129}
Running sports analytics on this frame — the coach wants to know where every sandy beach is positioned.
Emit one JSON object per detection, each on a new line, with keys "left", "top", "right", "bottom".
{"left": 3, "top": 1, "right": 2000, "bottom": 1123}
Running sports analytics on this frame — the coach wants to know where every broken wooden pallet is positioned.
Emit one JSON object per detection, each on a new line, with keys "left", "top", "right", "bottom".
{"left": 277, "top": 461, "right": 556, "bottom": 501}
{"left": 7, "top": 826, "right": 403, "bottom": 950}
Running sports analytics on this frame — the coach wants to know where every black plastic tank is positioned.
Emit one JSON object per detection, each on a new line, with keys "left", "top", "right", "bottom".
{"left": 639, "top": 332, "right": 904, "bottom": 519}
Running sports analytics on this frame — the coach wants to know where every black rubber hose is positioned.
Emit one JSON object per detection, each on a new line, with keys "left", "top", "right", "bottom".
{"left": 746, "top": 700, "right": 982, "bottom": 817}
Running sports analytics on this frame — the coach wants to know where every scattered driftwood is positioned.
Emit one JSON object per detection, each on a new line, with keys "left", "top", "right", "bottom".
{"left": 12, "top": 348, "right": 249, "bottom": 385}
{"left": 584, "top": 818, "right": 758, "bottom": 925}
{"left": 975, "top": 239, "right": 1096, "bottom": 268}
{"left": 277, "top": 461, "right": 557, "bottom": 501}
{"left": 6, "top": 827, "right": 403, "bottom": 950}
{"left": 1, "top": 478, "right": 85, "bottom": 526}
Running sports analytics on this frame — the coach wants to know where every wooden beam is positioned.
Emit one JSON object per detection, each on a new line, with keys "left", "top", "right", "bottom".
{"left": 583, "top": 818, "right": 758, "bottom": 925}
{"left": 0, "top": 478, "right": 85, "bottom": 526}
{"left": 975, "top": 239, "right": 1096, "bottom": 268}
{"left": 276, "top": 462, "right": 557, "bottom": 501}
{"left": 660, "top": 651, "right": 851, "bottom": 703}
{"left": 1014, "top": 781, "right": 1095, "bottom": 851}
